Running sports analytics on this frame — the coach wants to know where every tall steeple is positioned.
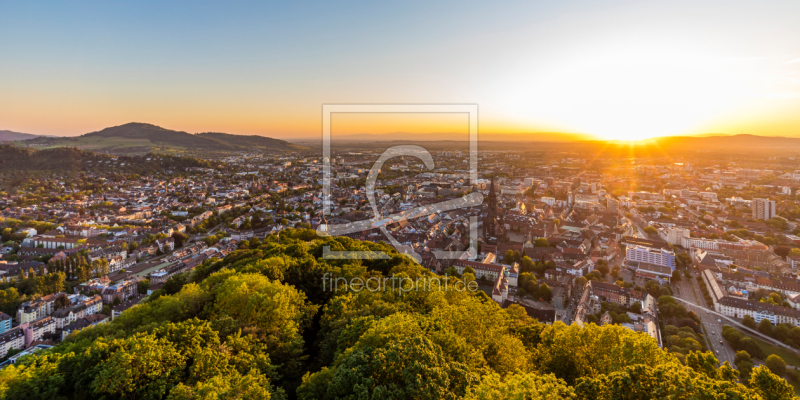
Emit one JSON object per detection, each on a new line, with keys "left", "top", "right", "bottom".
{"left": 485, "top": 176, "right": 508, "bottom": 245}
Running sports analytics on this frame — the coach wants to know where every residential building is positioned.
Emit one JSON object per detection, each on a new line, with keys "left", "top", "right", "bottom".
{"left": 751, "top": 198, "right": 776, "bottom": 220}
{"left": 0, "top": 313, "right": 11, "bottom": 333}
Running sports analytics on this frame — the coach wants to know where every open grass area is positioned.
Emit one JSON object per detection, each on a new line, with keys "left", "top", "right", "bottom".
{"left": 33, "top": 136, "right": 154, "bottom": 150}
{"left": 747, "top": 333, "right": 800, "bottom": 369}
{"left": 728, "top": 328, "right": 800, "bottom": 394}
{"left": 728, "top": 326, "right": 800, "bottom": 368}
{"left": 23, "top": 136, "right": 199, "bottom": 155}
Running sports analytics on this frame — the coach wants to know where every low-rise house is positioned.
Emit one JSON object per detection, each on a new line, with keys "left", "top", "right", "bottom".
{"left": 112, "top": 295, "right": 144, "bottom": 320}
{"left": 61, "top": 314, "right": 109, "bottom": 340}
{"left": 16, "top": 294, "right": 58, "bottom": 324}
{"left": 101, "top": 277, "right": 142, "bottom": 304}
{"left": 51, "top": 308, "right": 74, "bottom": 330}
{"left": 156, "top": 237, "right": 175, "bottom": 252}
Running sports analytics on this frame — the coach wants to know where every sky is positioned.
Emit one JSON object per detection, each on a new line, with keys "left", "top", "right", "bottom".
{"left": 1, "top": 0, "right": 799, "bottom": 141}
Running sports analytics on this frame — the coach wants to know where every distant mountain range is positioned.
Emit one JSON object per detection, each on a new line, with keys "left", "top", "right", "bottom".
{"left": 83, "top": 123, "right": 306, "bottom": 151}
{"left": 334, "top": 131, "right": 593, "bottom": 142}
{"left": 21, "top": 123, "right": 308, "bottom": 153}
{"left": 0, "top": 130, "right": 47, "bottom": 141}
{"left": 641, "top": 134, "right": 800, "bottom": 150}
{"left": 6, "top": 123, "right": 800, "bottom": 153}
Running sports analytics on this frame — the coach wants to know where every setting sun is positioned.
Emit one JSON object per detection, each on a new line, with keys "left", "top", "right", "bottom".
{"left": 491, "top": 42, "right": 763, "bottom": 142}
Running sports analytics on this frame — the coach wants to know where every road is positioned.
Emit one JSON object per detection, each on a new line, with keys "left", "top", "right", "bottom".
{"left": 671, "top": 270, "right": 800, "bottom": 367}
{"left": 670, "top": 269, "right": 736, "bottom": 364}
{"left": 623, "top": 216, "right": 647, "bottom": 239}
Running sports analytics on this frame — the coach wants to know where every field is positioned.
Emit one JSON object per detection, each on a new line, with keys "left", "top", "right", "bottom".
{"left": 738, "top": 331, "right": 800, "bottom": 369}
{"left": 22, "top": 137, "right": 193, "bottom": 155}
{"left": 29, "top": 136, "right": 152, "bottom": 149}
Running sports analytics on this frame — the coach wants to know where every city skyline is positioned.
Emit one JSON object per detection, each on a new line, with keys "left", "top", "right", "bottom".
{"left": 2, "top": 1, "right": 799, "bottom": 141}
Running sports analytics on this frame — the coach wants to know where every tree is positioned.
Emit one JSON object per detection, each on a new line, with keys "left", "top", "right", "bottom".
{"left": 596, "top": 260, "right": 609, "bottom": 276}
{"left": 163, "top": 273, "right": 188, "bottom": 295}
{"left": 534, "top": 238, "right": 549, "bottom": 248}
{"left": 644, "top": 226, "right": 657, "bottom": 235}
{"left": 736, "top": 359, "right": 755, "bottom": 383}
{"left": 54, "top": 293, "right": 70, "bottom": 310}
{"left": 657, "top": 296, "right": 687, "bottom": 319}
{"left": 302, "top": 335, "right": 474, "bottom": 400}
{"left": 444, "top": 266, "right": 460, "bottom": 277}
{"left": 0, "top": 287, "right": 21, "bottom": 316}
{"left": 518, "top": 273, "right": 538, "bottom": 300}
{"left": 773, "top": 246, "right": 790, "bottom": 259}
{"left": 685, "top": 351, "right": 736, "bottom": 381}
{"left": 465, "top": 372, "right": 574, "bottom": 400}
{"left": 765, "top": 354, "right": 786, "bottom": 376}
{"left": 742, "top": 315, "right": 757, "bottom": 329}
{"left": 738, "top": 337, "right": 766, "bottom": 360}
{"left": 671, "top": 270, "right": 682, "bottom": 282}
{"left": 537, "top": 284, "right": 552, "bottom": 302}
{"left": 91, "top": 333, "right": 186, "bottom": 399}
{"left": 503, "top": 250, "right": 514, "bottom": 263}
{"left": 758, "top": 319, "right": 774, "bottom": 336}
{"left": 520, "top": 256, "right": 533, "bottom": 272}
{"left": 137, "top": 279, "right": 151, "bottom": 295}
{"left": 734, "top": 350, "right": 751, "bottom": 365}
{"left": 773, "top": 324, "right": 790, "bottom": 342}
{"left": 575, "top": 276, "right": 588, "bottom": 289}
{"left": 171, "top": 232, "right": 188, "bottom": 248}
{"left": 676, "top": 252, "right": 692, "bottom": 267}
{"left": 749, "top": 365, "right": 794, "bottom": 400}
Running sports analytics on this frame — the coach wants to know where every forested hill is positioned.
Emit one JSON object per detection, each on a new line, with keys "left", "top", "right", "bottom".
{"left": 82, "top": 122, "right": 307, "bottom": 151}
{"left": 0, "top": 144, "right": 215, "bottom": 174}
{"left": 0, "top": 229, "right": 792, "bottom": 400}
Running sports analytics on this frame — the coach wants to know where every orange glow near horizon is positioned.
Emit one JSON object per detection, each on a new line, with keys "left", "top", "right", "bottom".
{"left": 331, "top": 113, "right": 469, "bottom": 138}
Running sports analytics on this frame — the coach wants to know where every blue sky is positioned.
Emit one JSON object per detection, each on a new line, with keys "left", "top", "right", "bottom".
{"left": 1, "top": 0, "right": 799, "bottom": 140}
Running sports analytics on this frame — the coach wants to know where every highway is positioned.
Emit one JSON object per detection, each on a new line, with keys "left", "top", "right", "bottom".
{"left": 671, "top": 269, "right": 800, "bottom": 366}
{"left": 671, "top": 269, "right": 736, "bottom": 365}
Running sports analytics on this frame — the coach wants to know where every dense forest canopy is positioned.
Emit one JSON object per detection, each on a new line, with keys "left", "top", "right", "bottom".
{"left": 0, "top": 144, "right": 215, "bottom": 174}
{"left": 0, "top": 229, "right": 793, "bottom": 399}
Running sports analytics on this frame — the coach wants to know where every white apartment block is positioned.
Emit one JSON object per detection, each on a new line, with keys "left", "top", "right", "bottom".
{"left": 703, "top": 269, "right": 800, "bottom": 326}
{"left": 680, "top": 236, "right": 719, "bottom": 250}
{"left": 751, "top": 198, "right": 776, "bottom": 220}
{"left": 666, "top": 228, "right": 689, "bottom": 246}
{"left": 626, "top": 246, "right": 676, "bottom": 270}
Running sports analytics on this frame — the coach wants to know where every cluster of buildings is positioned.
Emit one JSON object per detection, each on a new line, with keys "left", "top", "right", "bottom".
{"left": 572, "top": 280, "right": 661, "bottom": 345}
{"left": 701, "top": 268, "right": 800, "bottom": 326}
{"left": 4, "top": 147, "right": 800, "bottom": 360}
